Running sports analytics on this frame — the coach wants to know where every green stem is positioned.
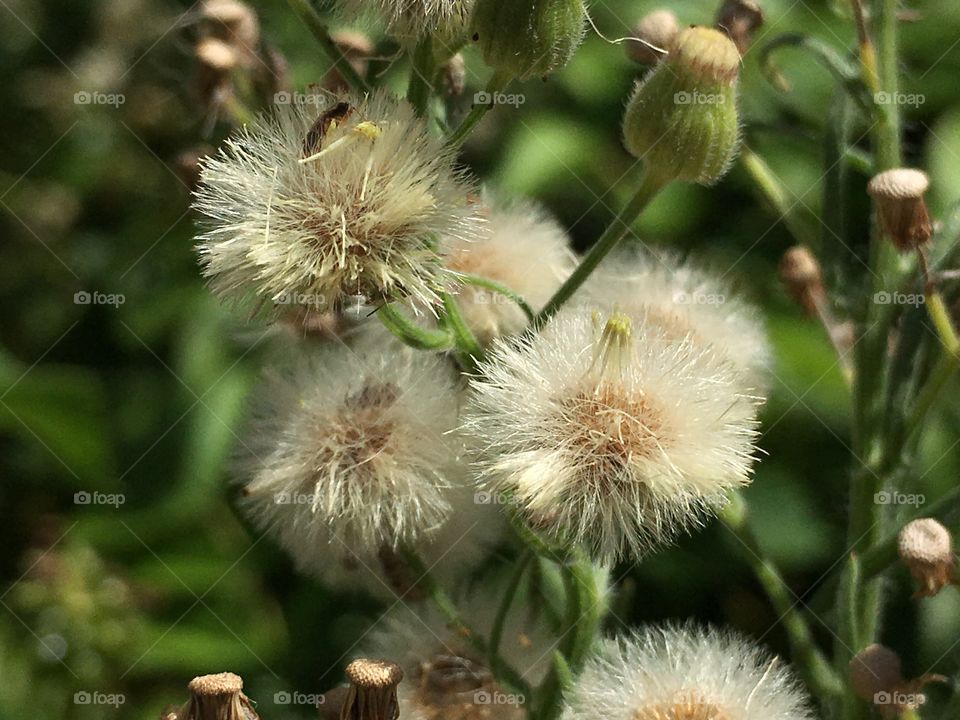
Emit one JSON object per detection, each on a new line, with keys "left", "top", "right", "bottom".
{"left": 905, "top": 351, "right": 959, "bottom": 439}
{"left": 377, "top": 303, "right": 452, "bottom": 350}
{"left": 720, "top": 495, "right": 843, "bottom": 701}
{"left": 407, "top": 36, "right": 435, "bottom": 117}
{"left": 440, "top": 291, "right": 484, "bottom": 371}
{"left": 458, "top": 274, "right": 536, "bottom": 323}
{"left": 534, "top": 173, "right": 668, "bottom": 329}
{"left": 488, "top": 550, "right": 534, "bottom": 673}
{"left": 447, "top": 71, "right": 511, "bottom": 146}
{"left": 399, "top": 546, "right": 531, "bottom": 697}
{"left": 739, "top": 145, "right": 817, "bottom": 247}
{"left": 287, "top": 0, "right": 370, "bottom": 92}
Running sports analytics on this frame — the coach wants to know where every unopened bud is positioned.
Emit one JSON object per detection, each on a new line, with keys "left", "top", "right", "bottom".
{"left": 471, "top": 0, "right": 587, "bottom": 81}
{"left": 849, "top": 644, "right": 903, "bottom": 702}
{"left": 341, "top": 658, "right": 403, "bottom": 720}
{"left": 898, "top": 518, "right": 956, "bottom": 597}
{"left": 715, "top": 0, "right": 764, "bottom": 54}
{"left": 201, "top": 0, "right": 260, "bottom": 51}
{"left": 623, "top": 26, "right": 741, "bottom": 185}
{"left": 867, "top": 168, "right": 932, "bottom": 252}
{"left": 625, "top": 10, "right": 678, "bottom": 65}
{"left": 196, "top": 37, "right": 239, "bottom": 73}
{"left": 779, "top": 245, "right": 824, "bottom": 315}
{"left": 174, "top": 672, "right": 259, "bottom": 720}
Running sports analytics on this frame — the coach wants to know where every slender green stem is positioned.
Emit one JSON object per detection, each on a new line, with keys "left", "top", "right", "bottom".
{"left": 926, "top": 291, "right": 960, "bottom": 354}
{"left": 836, "top": 553, "right": 865, "bottom": 720}
{"left": 407, "top": 36, "right": 435, "bottom": 117}
{"left": 287, "top": 0, "right": 370, "bottom": 92}
{"left": 905, "top": 352, "right": 959, "bottom": 438}
{"left": 720, "top": 495, "right": 843, "bottom": 701}
{"left": 489, "top": 550, "right": 535, "bottom": 673}
{"left": 458, "top": 273, "right": 536, "bottom": 323}
{"left": 440, "top": 291, "right": 484, "bottom": 370}
{"left": 739, "top": 146, "right": 817, "bottom": 247}
{"left": 399, "top": 546, "right": 531, "bottom": 697}
{"left": 534, "top": 173, "right": 668, "bottom": 328}
{"left": 447, "top": 71, "right": 511, "bottom": 146}
{"left": 377, "top": 303, "right": 452, "bottom": 350}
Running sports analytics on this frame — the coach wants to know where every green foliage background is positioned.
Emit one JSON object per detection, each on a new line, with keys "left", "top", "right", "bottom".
{"left": 1, "top": 0, "right": 959, "bottom": 717}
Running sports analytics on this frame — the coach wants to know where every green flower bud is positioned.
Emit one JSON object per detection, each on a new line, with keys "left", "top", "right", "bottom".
{"left": 471, "top": 0, "right": 587, "bottom": 81}
{"left": 622, "top": 26, "right": 742, "bottom": 185}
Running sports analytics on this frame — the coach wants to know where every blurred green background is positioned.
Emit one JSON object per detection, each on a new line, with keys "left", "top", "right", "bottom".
{"left": 2, "top": 0, "right": 960, "bottom": 717}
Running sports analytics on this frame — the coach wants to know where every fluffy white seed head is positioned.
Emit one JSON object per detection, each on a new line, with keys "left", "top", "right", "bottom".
{"left": 238, "top": 333, "right": 465, "bottom": 580}
{"left": 337, "top": 0, "right": 475, "bottom": 48}
{"left": 194, "top": 90, "right": 477, "bottom": 320}
{"left": 464, "top": 306, "right": 761, "bottom": 563}
{"left": 582, "top": 250, "right": 771, "bottom": 393}
{"left": 360, "top": 588, "right": 555, "bottom": 719}
{"left": 562, "top": 625, "right": 814, "bottom": 720}
{"left": 444, "top": 197, "right": 575, "bottom": 344}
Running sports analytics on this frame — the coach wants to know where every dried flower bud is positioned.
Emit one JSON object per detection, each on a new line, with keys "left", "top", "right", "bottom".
{"left": 174, "top": 672, "right": 259, "bottom": 720}
{"left": 200, "top": 0, "right": 260, "bottom": 51}
{"left": 715, "top": 0, "right": 764, "bottom": 54}
{"left": 625, "top": 9, "right": 678, "bottom": 64}
{"left": 779, "top": 245, "right": 824, "bottom": 315}
{"left": 623, "top": 26, "right": 742, "bottom": 185}
{"left": 471, "top": 0, "right": 587, "bottom": 81}
{"left": 867, "top": 168, "right": 932, "bottom": 252}
{"left": 898, "top": 518, "right": 956, "bottom": 597}
{"left": 849, "top": 644, "right": 904, "bottom": 702}
{"left": 441, "top": 53, "right": 467, "bottom": 97}
{"left": 341, "top": 658, "right": 403, "bottom": 720}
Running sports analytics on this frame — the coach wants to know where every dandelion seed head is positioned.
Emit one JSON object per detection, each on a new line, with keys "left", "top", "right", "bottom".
{"left": 464, "top": 307, "right": 760, "bottom": 563}
{"left": 562, "top": 625, "right": 813, "bottom": 720}
{"left": 194, "top": 90, "right": 477, "bottom": 320}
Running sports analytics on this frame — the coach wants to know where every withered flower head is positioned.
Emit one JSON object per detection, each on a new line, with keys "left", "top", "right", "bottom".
{"left": 341, "top": 658, "right": 404, "bottom": 720}
{"left": 898, "top": 518, "right": 956, "bottom": 597}
{"left": 867, "top": 168, "right": 932, "bottom": 252}
{"left": 173, "top": 672, "right": 259, "bottom": 720}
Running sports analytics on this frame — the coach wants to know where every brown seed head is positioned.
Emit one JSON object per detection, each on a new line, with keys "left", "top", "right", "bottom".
{"left": 188, "top": 672, "right": 244, "bottom": 696}
{"left": 715, "top": 0, "right": 764, "bottom": 54}
{"left": 626, "top": 10, "right": 679, "bottom": 65}
{"left": 867, "top": 168, "right": 932, "bottom": 252}
{"left": 345, "top": 659, "right": 404, "bottom": 689}
{"left": 178, "top": 672, "right": 259, "bottom": 720}
{"left": 778, "top": 245, "right": 824, "bottom": 315}
{"left": 898, "top": 518, "right": 955, "bottom": 597}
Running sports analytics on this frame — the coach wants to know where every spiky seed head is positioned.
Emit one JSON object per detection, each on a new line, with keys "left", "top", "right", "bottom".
{"left": 778, "top": 246, "right": 824, "bottom": 315}
{"left": 715, "top": 0, "right": 764, "bottom": 53}
{"left": 867, "top": 168, "right": 932, "bottom": 252}
{"left": 623, "top": 26, "right": 741, "bottom": 185}
{"left": 561, "top": 625, "right": 814, "bottom": 720}
{"left": 177, "top": 672, "right": 259, "bottom": 720}
{"left": 443, "top": 198, "right": 574, "bottom": 345}
{"left": 464, "top": 306, "right": 761, "bottom": 563}
{"left": 626, "top": 10, "right": 678, "bottom": 65}
{"left": 898, "top": 518, "right": 955, "bottom": 597}
{"left": 194, "top": 90, "right": 478, "bottom": 321}
{"left": 849, "top": 644, "right": 903, "bottom": 701}
{"left": 471, "top": 0, "right": 588, "bottom": 81}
